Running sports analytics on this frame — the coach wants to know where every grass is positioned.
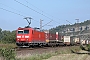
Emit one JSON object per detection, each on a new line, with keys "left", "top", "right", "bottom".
{"left": 17, "top": 46, "right": 81, "bottom": 60}
{"left": 0, "top": 43, "right": 17, "bottom": 60}
{"left": 0, "top": 43, "right": 82, "bottom": 60}
{"left": 0, "top": 43, "right": 17, "bottom": 48}
{"left": 0, "top": 44, "right": 16, "bottom": 60}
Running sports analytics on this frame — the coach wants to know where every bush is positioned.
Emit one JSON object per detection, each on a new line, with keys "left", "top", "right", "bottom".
{"left": 80, "top": 45, "right": 85, "bottom": 50}
{"left": 0, "top": 47, "right": 16, "bottom": 60}
{"left": 86, "top": 44, "right": 90, "bottom": 51}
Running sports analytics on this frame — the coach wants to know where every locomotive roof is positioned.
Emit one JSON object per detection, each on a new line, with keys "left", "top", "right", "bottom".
{"left": 17, "top": 27, "right": 44, "bottom": 32}
{"left": 18, "top": 27, "right": 33, "bottom": 30}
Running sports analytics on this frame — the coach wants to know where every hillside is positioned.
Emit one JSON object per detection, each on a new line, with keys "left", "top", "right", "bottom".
{"left": 49, "top": 20, "right": 90, "bottom": 33}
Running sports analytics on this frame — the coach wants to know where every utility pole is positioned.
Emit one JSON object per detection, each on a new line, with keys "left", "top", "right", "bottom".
{"left": 40, "top": 20, "right": 53, "bottom": 31}
{"left": 40, "top": 19, "right": 43, "bottom": 31}
{"left": 75, "top": 19, "right": 79, "bottom": 31}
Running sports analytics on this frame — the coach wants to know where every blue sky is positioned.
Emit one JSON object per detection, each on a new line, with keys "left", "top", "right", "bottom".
{"left": 0, "top": 0, "right": 90, "bottom": 31}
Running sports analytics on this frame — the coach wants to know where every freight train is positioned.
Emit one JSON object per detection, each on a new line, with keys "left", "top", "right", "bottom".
{"left": 16, "top": 27, "right": 87, "bottom": 47}
{"left": 16, "top": 18, "right": 89, "bottom": 47}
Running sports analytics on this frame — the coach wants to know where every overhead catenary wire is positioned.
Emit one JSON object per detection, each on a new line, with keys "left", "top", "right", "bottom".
{"left": 24, "top": 0, "right": 44, "bottom": 12}
{"left": 0, "top": 2, "right": 27, "bottom": 16}
{"left": 0, "top": 7, "right": 25, "bottom": 17}
{"left": 42, "top": 20, "right": 53, "bottom": 27}
{"left": 14, "top": 0, "right": 52, "bottom": 20}
{"left": 0, "top": 7, "right": 40, "bottom": 28}
{"left": 14, "top": 0, "right": 62, "bottom": 28}
{"left": 24, "top": 0, "right": 61, "bottom": 24}
{"left": 0, "top": 2, "right": 40, "bottom": 23}
{"left": 14, "top": 0, "right": 56, "bottom": 27}
{"left": 1, "top": 0, "right": 61, "bottom": 29}
{"left": 66, "top": 20, "right": 73, "bottom": 25}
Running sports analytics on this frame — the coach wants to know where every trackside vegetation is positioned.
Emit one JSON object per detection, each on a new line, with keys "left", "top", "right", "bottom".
{"left": 18, "top": 46, "right": 81, "bottom": 60}
{"left": 0, "top": 47, "right": 16, "bottom": 60}
{"left": 0, "top": 28, "right": 16, "bottom": 44}
{"left": 86, "top": 44, "right": 90, "bottom": 51}
{"left": 0, "top": 45, "right": 90, "bottom": 60}
{"left": 80, "top": 44, "right": 90, "bottom": 51}
{"left": 0, "top": 28, "right": 16, "bottom": 60}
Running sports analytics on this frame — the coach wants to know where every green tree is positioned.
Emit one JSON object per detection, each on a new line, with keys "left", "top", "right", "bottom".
{"left": 1, "top": 30, "right": 16, "bottom": 43}
{"left": 0, "top": 28, "right": 2, "bottom": 39}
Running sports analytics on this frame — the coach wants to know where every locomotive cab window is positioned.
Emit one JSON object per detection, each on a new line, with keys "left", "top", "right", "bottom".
{"left": 18, "top": 30, "right": 23, "bottom": 34}
{"left": 24, "top": 30, "right": 29, "bottom": 34}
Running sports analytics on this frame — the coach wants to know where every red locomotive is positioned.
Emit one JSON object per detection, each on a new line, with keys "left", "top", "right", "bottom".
{"left": 16, "top": 27, "right": 46, "bottom": 47}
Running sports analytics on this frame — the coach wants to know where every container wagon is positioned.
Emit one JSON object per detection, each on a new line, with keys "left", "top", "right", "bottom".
{"left": 63, "top": 36, "right": 75, "bottom": 45}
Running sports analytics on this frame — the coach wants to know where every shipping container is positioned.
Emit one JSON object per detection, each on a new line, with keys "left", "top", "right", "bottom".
{"left": 85, "top": 40, "right": 89, "bottom": 44}
{"left": 81, "top": 40, "right": 85, "bottom": 45}
{"left": 58, "top": 33, "right": 64, "bottom": 42}
{"left": 45, "top": 33, "right": 56, "bottom": 42}
{"left": 63, "top": 36, "right": 75, "bottom": 45}
{"left": 74, "top": 37, "right": 80, "bottom": 44}
{"left": 63, "top": 36, "right": 70, "bottom": 45}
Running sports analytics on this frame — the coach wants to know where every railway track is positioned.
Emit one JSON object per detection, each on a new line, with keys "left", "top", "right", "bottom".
{"left": 16, "top": 46, "right": 76, "bottom": 53}
{"left": 15, "top": 45, "right": 76, "bottom": 51}
{"left": 16, "top": 46, "right": 79, "bottom": 59}
{"left": 15, "top": 45, "right": 78, "bottom": 50}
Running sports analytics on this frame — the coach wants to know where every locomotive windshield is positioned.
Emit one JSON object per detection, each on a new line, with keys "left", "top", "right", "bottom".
{"left": 24, "top": 30, "right": 29, "bottom": 34}
{"left": 18, "top": 30, "right": 23, "bottom": 34}
{"left": 18, "top": 30, "right": 29, "bottom": 34}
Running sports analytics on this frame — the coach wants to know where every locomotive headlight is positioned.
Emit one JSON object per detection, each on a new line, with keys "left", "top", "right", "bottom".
{"left": 17, "top": 36, "right": 21, "bottom": 38}
{"left": 17, "top": 39, "right": 19, "bottom": 42}
{"left": 26, "top": 38, "right": 28, "bottom": 41}
{"left": 25, "top": 36, "right": 29, "bottom": 38}
{"left": 17, "top": 39, "right": 19, "bottom": 40}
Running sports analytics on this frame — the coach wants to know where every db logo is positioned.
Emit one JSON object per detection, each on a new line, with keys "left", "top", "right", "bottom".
{"left": 22, "top": 35, "right": 24, "bottom": 38}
